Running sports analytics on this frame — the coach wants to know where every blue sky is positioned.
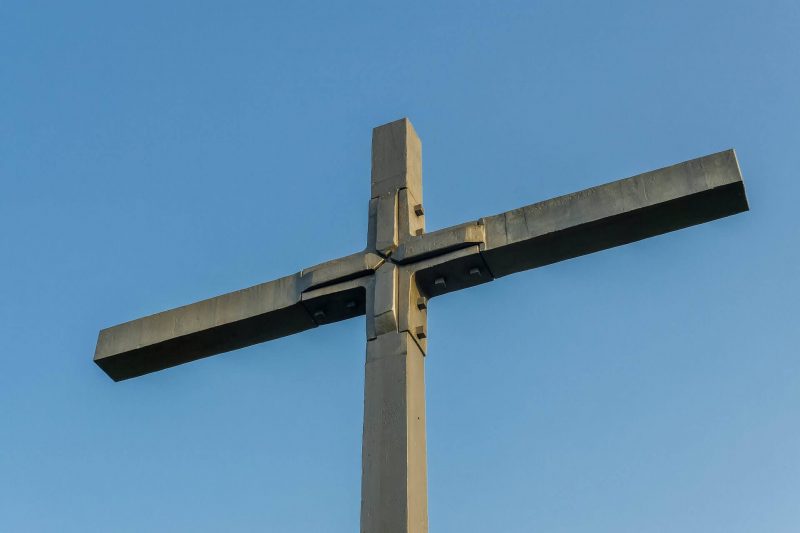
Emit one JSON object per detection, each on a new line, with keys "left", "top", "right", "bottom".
{"left": 1, "top": 1, "right": 798, "bottom": 531}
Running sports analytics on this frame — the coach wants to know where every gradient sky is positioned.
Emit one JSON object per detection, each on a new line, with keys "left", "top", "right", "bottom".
{"left": 2, "top": 1, "right": 798, "bottom": 532}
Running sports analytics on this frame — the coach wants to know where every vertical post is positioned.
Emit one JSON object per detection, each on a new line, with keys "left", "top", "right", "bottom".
{"left": 362, "top": 119, "right": 428, "bottom": 533}
{"left": 367, "top": 118, "right": 425, "bottom": 255}
{"left": 361, "top": 332, "right": 428, "bottom": 533}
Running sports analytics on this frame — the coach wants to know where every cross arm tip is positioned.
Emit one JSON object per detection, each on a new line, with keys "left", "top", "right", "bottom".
{"left": 94, "top": 251, "right": 385, "bottom": 382}
{"left": 478, "top": 149, "right": 749, "bottom": 278}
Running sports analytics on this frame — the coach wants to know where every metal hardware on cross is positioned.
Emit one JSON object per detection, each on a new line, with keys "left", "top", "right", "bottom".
{"left": 94, "top": 118, "right": 749, "bottom": 533}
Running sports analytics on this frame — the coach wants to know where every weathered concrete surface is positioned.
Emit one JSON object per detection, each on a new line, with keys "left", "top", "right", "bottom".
{"left": 94, "top": 274, "right": 315, "bottom": 381}
{"left": 479, "top": 149, "right": 748, "bottom": 277}
{"left": 369, "top": 118, "right": 424, "bottom": 255}
{"left": 94, "top": 135, "right": 748, "bottom": 387}
{"left": 300, "top": 251, "right": 383, "bottom": 291}
{"left": 361, "top": 331, "right": 428, "bottom": 533}
{"left": 398, "top": 188, "right": 425, "bottom": 242}
{"left": 373, "top": 192, "right": 400, "bottom": 257}
{"left": 367, "top": 263, "right": 399, "bottom": 340}
{"left": 95, "top": 250, "right": 387, "bottom": 381}
{"left": 397, "top": 266, "right": 428, "bottom": 354}
{"left": 410, "top": 245, "right": 492, "bottom": 300}
{"left": 371, "top": 118, "right": 422, "bottom": 201}
{"left": 393, "top": 220, "right": 485, "bottom": 264}
{"left": 301, "top": 276, "right": 370, "bottom": 326}
{"left": 361, "top": 119, "right": 430, "bottom": 532}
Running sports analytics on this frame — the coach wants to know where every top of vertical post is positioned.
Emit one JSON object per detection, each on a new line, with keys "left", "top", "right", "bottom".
{"left": 371, "top": 118, "right": 422, "bottom": 201}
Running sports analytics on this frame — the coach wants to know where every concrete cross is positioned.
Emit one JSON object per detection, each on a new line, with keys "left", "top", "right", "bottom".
{"left": 94, "top": 118, "right": 748, "bottom": 533}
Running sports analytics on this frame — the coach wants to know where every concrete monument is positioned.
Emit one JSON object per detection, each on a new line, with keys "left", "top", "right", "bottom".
{"left": 95, "top": 118, "right": 749, "bottom": 533}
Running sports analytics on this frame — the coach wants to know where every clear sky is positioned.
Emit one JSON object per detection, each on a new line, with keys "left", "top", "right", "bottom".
{"left": 1, "top": 1, "right": 798, "bottom": 532}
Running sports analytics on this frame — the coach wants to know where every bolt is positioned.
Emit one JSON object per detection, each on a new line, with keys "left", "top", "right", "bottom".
{"left": 414, "top": 204, "right": 424, "bottom": 217}
{"left": 313, "top": 310, "right": 326, "bottom": 321}
{"left": 469, "top": 267, "right": 481, "bottom": 277}
{"left": 345, "top": 301, "right": 357, "bottom": 310}
{"left": 434, "top": 277, "right": 446, "bottom": 290}
{"left": 415, "top": 325, "right": 427, "bottom": 339}
{"left": 416, "top": 296, "right": 427, "bottom": 310}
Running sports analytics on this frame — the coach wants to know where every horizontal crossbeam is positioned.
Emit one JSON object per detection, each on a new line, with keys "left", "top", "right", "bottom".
{"left": 94, "top": 253, "right": 383, "bottom": 381}
{"left": 479, "top": 149, "right": 747, "bottom": 276}
{"left": 94, "top": 149, "right": 747, "bottom": 381}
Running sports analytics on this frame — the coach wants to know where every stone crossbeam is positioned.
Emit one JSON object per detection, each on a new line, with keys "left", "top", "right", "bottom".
{"left": 94, "top": 118, "right": 748, "bottom": 533}
{"left": 96, "top": 146, "right": 746, "bottom": 382}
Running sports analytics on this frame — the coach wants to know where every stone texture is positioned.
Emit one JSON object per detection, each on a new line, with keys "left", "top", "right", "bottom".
{"left": 371, "top": 118, "right": 422, "bottom": 201}
{"left": 373, "top": 192, "right": 400, "bottom": 257}
{"left": 367, "top": 263, "right": 398, "bottom": 339}
{"left": 368, "top": 118, "right": 424, "bottom": 255}
{"left": 479, "top": 149, "right": 748, "bottom": 277}
{"left": 94, "top": 273, "right": 314, "bottom": 381}
{"left": 397, "top": 266, "right": 428, "bottom": 354}
{"left": 301, "top": 277, "right": 370, "bottom": 326}
{"left": 300, "top": 251, "right": 384, "bottom": 291}
{"left": 361, "top": 331, "right": 428, "bottom": 533}
{"left": 398, "top": 188, "right": 425, "bottom": 242}
{"left": 393, "top": 220, "right": 485, "bottom": 264}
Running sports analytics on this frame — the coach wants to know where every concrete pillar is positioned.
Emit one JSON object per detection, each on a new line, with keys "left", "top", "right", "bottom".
{"left": 361, "top": 331, "right": 428, "bottom": 533}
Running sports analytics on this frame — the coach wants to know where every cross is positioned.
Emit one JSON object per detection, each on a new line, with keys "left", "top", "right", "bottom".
{"left": 94, "top": 118, "right": 748, "bottom": 532}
